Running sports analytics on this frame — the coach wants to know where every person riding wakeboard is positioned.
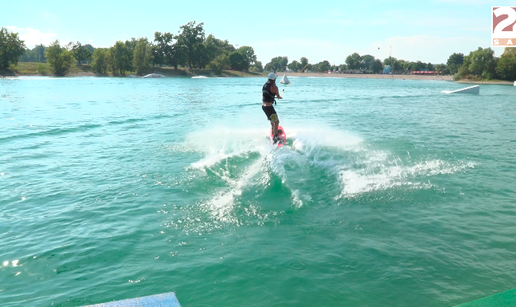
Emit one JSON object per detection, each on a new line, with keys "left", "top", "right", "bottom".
{"left": 262, "top": 72, "right": 283, "bottom": 143}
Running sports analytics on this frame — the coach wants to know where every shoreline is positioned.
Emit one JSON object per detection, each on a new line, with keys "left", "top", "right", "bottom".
{"left": 282, "top": 72, "right": 453, "bottom": 81}
{"left": 7, "top": 71, "right": 453, "bottom": 81}
{"left": 4, "top": 70, "right": 514, "bottom": 85}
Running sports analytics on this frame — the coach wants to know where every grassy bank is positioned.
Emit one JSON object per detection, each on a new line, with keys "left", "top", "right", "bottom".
{"left": 6, "top": 63, "right": 512, "bottom": 85}
{"left": 3, "top": 62, "right": 263, "bottom": 78}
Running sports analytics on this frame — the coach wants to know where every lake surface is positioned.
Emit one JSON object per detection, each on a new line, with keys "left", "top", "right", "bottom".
{"left": 1, "top": 76, "right": 516, "bottom": 306}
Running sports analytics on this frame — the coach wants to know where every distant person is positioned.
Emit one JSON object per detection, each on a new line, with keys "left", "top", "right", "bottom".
{"left": 262, "top": 72, "right": 283, "bottom": 143}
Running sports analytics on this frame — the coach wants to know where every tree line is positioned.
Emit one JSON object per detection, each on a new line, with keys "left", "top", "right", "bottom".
{"left": 1, "top": 24, "right": 516, "bottom": 81}
{"left": 1, "top": 22, "right": 261, "bottom": 76}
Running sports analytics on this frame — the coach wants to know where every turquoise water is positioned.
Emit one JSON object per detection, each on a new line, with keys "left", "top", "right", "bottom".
{"left": 1, "top": 76, "right": 516, "bottom": 306}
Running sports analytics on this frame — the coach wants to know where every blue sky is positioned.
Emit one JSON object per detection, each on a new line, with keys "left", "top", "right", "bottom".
{"left": 2, "top": 0, "right": 509, "bottom": 65}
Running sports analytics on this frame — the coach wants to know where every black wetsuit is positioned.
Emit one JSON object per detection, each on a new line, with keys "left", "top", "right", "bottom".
{"left": 262, "top": 81, "right": 277, "bottom": 122}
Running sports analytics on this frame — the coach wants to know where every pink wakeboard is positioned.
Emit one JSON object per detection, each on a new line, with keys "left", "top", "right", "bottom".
{"left": 270, "top": 126, "right": 287, "bottom": 147}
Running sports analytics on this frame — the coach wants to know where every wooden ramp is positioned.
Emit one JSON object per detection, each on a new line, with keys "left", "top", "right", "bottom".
{"left": 83, "top": 292, "right": 181, "bottom": 307}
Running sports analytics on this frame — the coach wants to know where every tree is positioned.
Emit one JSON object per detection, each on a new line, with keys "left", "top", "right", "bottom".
{"left": 152, "top": 32, "right": 166, "bottom": 67}
{"left": 20, "top": 47, "right": 36, "bottom": 62}
{"left": 434, "top": 63, "right": 448, "bottom": 74}
{"left": 371, "top": 59, "right": 383, "bottom": 73}
{"left": 466, "top": 47, "right": 497, "bottom": 79}
{"left": 196, "top": 43, "right": 211, "bottom": 69}
{"left": 287, "top": 60, "right": 301, "bottom": 71}
{"left": 300, "top": 57, "right": 308, "bottom": 67}
{"left": 71, "top": 41, "right": 93, "bottom": 65}
{"left": 109, "top": 41, "right": 132, "bottom": 75}
{"left": 345, "top": 52, "right": 361, "bottom": 70}
{"left": 446, "top": 53, "right": 464, "bottom": 75}
{"left": 124, "top": 38, "right": 138, "bottom": 53}
{"left": 360, "top": 54, "right": 375, "bottom": 71}
{"left": 91, "top": 48, "right": 109, "bottom": 74}
{"left": 153, "top": 31, "right": 182, "bottom": 69}
{"left": 251, "top": 60, "right": 263, "bottom": 72}
{"left": 83, "top": 44, "right": 95, "bottom": 54}
{"left": 384, "top": 57, "right": 401, "bottom": 72}
{"left": 495, "top": 47, "right": 516, "bottom": 81}
{"left": 133, "top": 38, "right": 153, "bottom": 75}
{"left": 455, "top": 54, "right": 471, "bottom": 80}
{"left": 237, "top": 46, "right": 256, "bottom": 71}
{"left": 204, "top": 34, "right": 235, "bottom": 64}
{"left": 176, "top": 21, "right": 205, "bottom": 68}
{"left": 313, "top": 60, "right": 331, "bottom": 72}
{"left": 0, "top": 27, "right": 26, "bottom": 69}
{"left": 414, "top": 60, "right": 424, "bottom": 71}
{"left": 209, "top": 53, "right": 229, "bottom": 74}
{"left": 400, "top": 60, "right": 414, "bottom": 73}
{"left": 229, "top": 51, "right": 245, "bottom": 70}
{"left": 35, "top": 44, "right": 46, "bottom": 62}
{"left": 265, "top": 56, "right": 288, "bottom": 72}
{"left": 45, "top": 40, "right": 74, "bottom": 75}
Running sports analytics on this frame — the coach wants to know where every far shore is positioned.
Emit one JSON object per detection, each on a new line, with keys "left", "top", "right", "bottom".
{"left": 282, "top": 72, "right": 453, "bottom": 81}
{"left": 3, "top": 68, "right": 514, "bottom": 85}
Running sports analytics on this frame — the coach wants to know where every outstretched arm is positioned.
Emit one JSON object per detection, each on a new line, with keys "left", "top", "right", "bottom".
{"left": 273, "top": 84, "right": 282, "bottom": 99}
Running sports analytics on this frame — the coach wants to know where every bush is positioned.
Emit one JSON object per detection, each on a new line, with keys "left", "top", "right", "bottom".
{"left": 37, "top": 63, "right": 49, "bottom": 75}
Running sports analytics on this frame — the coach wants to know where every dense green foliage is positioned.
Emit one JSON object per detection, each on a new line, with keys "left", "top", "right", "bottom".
{"left": 209, "top": 53, "right": 230, "bottom": 73}
{"left": 153, "top": 31, "right": 179, "bottom": 68}
{"left": 133, "top": 38, "right": 153, "bottom": 75}
{"left": 495, "top": 48, "right": 516, "bottom": 81}
{"left": 345, "top": 52, "right": 361, "bottom": 70}
{"left": 237, "top": 46, "right": 256, "bottom": 71}
{"left": 251, "top": 60, "right": 263, "bottom": 72}
{"left": 228, "top": 51, "right": 245, "bottom": 71}
{"left": 91, "top": 48, "right": 110, "bottom": 74}
{"left": 45, "top": 40, "right": 74, "bottom": 76}
{"left": 71, "top": 42, "right": 93, "bottom": 65}
{"left": 110, "top": 41, "right": 132, "bottom": 75}
{"left": 5, "top": 21, "right": 515, "bottom": 80}
{"left": 454, "top": 47, "right": 500, "bottom": 81}
{"left": 20, "top": 44, "right": 46, "bottom": 62}
{"left": 177, "top": 21, "right": 206, "bottom": 69}
{"left": 446, "top": 53, "right": 464, "bottom": 75}
{"left": 0, "top": 27, "right": 26, "bottom": 69}
{"left": 265, "top": 56, "right": 288, "bottom": 72}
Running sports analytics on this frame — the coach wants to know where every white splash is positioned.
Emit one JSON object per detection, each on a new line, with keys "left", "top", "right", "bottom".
{"left": 337, "top": 151, "right": 477, "bottom": 198}
{"left": 200, "top": 157, "right": 265, "bottom": 223}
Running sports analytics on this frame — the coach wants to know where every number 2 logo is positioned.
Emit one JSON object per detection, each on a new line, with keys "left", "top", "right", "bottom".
{"left": 493, "top": 7, "right": 516, "bottom": 33}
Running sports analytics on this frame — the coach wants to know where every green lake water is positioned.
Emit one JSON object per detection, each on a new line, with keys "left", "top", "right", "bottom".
{"left": 1, "top": 76, "right": 516, "bottom": 306}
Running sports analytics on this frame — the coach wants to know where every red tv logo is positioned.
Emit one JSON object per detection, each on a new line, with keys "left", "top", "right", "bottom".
{"left": 493, "top": 7, "right": 516, "bottom": 47}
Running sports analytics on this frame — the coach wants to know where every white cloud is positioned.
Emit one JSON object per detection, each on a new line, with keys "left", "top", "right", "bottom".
{"left": 5, "top": 26, "right": 20, "bottom": 31}
{"left": 5, "top": 26, "right": 58, "bottom": 48}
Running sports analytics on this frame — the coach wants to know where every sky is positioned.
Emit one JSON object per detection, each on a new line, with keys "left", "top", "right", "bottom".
{"left": 1, "top": 0, "right": 510, "bottom": 65}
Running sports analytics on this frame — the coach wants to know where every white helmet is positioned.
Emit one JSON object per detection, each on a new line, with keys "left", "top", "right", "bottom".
{"left": 267, "top": 72, "right": 277, "bottom": 80}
